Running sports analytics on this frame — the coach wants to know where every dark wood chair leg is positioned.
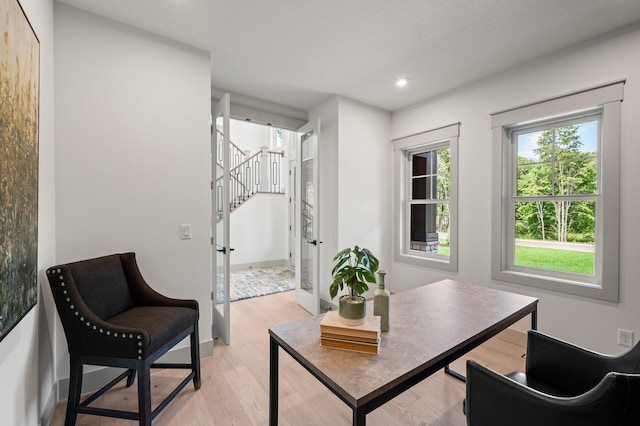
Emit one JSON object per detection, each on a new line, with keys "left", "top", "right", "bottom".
{"left": 126, "top": 369, "right": 136, "bottom": 387}
{"left": 137, "top": 364, "right": 152, "bottom": 426}
{"left": 65, "top": 355, "right": 83, "bottom": 426}
{"left": 191, "top": 324, "right": 201, "bottom": 389}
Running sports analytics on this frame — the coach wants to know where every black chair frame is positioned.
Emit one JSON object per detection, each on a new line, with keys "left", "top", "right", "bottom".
{"left": 66, "top": 324, "right": 200, "bottom": 424}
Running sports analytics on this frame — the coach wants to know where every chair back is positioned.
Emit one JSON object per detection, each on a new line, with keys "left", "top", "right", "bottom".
{"left": 49, "top": 254, "right": 134, "bottom": 320}
{"left": 613, "top": 341, "right": 640, "bottom": 374}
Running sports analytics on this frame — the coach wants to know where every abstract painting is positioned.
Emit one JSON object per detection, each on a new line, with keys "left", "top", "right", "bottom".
{"left": 0, "top": 0, "right": 39, "bottom": 342}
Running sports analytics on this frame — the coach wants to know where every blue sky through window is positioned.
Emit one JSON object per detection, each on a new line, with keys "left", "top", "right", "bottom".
{"left": 517, "top": 119, "right": 598, "bottom": 161}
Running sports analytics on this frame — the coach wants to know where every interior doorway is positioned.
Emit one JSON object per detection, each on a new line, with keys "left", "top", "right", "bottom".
{"left": 225, "top": 118, "right": 298, "bottom": 303}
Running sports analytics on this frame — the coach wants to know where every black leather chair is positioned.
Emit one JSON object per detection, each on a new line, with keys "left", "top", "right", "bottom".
{"left": 465, "top": 330, "right": 640, "bottom": 425}
{"left": 47, "top": 252, "right": 201, "bottom": 425}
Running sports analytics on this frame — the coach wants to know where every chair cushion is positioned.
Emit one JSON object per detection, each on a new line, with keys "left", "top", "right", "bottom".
{"left": 108, "top": 306, "right": 198, "bottom": 356}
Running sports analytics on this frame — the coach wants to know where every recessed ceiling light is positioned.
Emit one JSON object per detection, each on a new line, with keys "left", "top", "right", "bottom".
{"left": 396, "top": 78, "right": 409, "bottom": 87}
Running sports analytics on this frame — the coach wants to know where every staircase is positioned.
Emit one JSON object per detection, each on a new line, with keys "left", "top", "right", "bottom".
{"left": 215, "top": 129, "right": 285, "bottom": 221}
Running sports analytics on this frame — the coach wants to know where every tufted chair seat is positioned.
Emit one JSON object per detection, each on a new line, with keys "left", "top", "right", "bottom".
{"left": 47, "top": 252, "right": 201, "bottom": 426}
{"left": 105, "top": 306, "right": 197, "bottom": 357}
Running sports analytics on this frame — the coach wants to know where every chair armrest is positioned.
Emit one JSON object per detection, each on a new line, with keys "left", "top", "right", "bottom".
{"left": 525, "top": 330, "right": 617, "bottom": 395}
{"left": 120, "top": 253, "right": 198, "bottom": 312}
{"left": 466, "top": 360, "right": 637, "bottom": 426}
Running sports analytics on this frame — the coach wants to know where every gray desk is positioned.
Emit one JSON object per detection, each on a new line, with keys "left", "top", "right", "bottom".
{"left": 269, "top": 279, "right": 538, "bottom": 425}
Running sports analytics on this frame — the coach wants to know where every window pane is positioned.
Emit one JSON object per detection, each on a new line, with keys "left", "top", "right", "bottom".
{"left": 516, "top": 163, "right": 552, "bottom": 196}
{"left": 411, "top": 147, "right": 450, "bottom": 200}
{"left": 553, "top": 158, "right": 597, "bottom": 196}
{"left": 517, "top": 121, "right": 598, "bottom": 197}
{"left": 517, "top": 130, "right": 544, "bottom": 163}
{"left": 412, "top": 177, "right": 427, "bottom": 199}
{"left": 413, "top": 153, "right": 427, "bottom": 176}
{"left": 436, "top": 148, "right": 450, "bottom": 199}
{"left": 560, "top": 120, "right": 599, "bottom": 158}
{"left": 410, "top": 203, "right": 450, "bottom": 255}
{"left": 514, "top": 200, "right": 595, "bottom": 276}
{"left": 411, "top": 204, "right": 431, "bottom": 238}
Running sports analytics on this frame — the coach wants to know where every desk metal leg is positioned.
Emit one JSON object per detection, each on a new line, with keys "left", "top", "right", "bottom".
{"left": 531, "top": 308, "right": 538, "bottom": 330}
{"left": 444, "top": 365, "right": 467, "bottom": 382}
{"left": 269, "top": 336, "right": 279, "bottom": 426}
{"left": 353, "top": 406, "right": 366, "bottom": 426}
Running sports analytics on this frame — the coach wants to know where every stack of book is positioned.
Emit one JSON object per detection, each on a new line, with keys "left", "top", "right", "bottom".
{"left": 320, "top": 311, "right": 381, "bottom": 354}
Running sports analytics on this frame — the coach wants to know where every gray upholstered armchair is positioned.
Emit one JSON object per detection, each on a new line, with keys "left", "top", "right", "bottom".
{"left": 47, "top": 252, "right": 201, "bottom": 425}
{"left": 465, "top": 330, "right": 640, "bottom": 425}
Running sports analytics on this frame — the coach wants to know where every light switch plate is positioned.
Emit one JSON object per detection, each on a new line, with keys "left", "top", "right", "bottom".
{"left": 180, "top": 224, "right": 192, "bottom": 240}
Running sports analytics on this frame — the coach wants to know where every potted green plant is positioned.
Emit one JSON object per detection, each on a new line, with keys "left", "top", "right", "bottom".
{"left": 330, "top": 246, "right": 379, "bottom": 325}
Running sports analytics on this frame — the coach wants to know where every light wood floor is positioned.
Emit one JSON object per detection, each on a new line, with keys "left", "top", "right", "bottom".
{"left": 50, "top": 290, "right": 526, "bottom": 425}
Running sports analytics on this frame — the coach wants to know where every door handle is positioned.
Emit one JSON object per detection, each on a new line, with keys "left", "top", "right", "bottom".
{"left": 307, "top": 239, "right": 317, "bottom": 246}
{"left": 216, "top": 247, "right": 235, "bottom": 254}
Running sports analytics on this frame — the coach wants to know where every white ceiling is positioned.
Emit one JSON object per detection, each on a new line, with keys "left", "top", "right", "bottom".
{"left": 56, "top": 0, "right": 640, "bottom": 113}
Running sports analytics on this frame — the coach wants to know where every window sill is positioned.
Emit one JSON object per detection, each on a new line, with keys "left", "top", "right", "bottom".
{"left": 396, "top": 251, "right": 457, "bottom": 272}
{"left": 491, "top": 268, "right": 617, "bottom": 302}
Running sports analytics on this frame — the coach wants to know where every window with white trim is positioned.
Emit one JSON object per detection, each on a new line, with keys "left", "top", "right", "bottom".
{"left": 394, "top": 123, "right": 459, "bottom": 271}
{"left": 491, "top": 81, "right": 623, "bottom": 301}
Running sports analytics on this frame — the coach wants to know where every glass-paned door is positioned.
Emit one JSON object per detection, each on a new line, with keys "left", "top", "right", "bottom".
{"left": 296, "top": 120, "right": 320, "bottom": 315}
{"left": 212, "top": 93, "right": 231, "bottom": 344}
{"left": 289, "top": 159, "right": 296, "bottom": 267}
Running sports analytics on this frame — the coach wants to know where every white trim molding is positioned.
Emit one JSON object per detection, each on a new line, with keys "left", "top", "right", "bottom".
{"left": 393, "top": 123, "right": 460, "bottom": 272}
{"left": 491, "top": 81, "right": 623, "bottom": 302}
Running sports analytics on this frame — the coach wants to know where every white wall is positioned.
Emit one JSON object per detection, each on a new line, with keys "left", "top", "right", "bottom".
{"left": 308, "top": 96, "right": 391, "bottom": 303}
{"left": 230, "top": 118, "right": 270, "bottom": 154}
{"left": 0, "top": 0, "right": 56, "bottom": 424}
{"left": 229, "top": 194, "right": 287, "bottom": 268}
{"left": 337, "top": 98, "right": 393, "bottom": 280}
{"left": 54, "top": 2, "right": 212, "bottom": 382}
{"left": 391, "top": 23, "right": 640, "bottom": 354}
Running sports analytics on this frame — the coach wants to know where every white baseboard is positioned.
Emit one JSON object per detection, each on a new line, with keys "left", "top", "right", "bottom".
{"left": 39, "top": 384, "right": 57, "bottom": 426}
{"left": 57, "top": 338, "right": 213, "bottom": 400}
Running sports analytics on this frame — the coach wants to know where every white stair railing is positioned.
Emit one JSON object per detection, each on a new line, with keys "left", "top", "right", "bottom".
{"left": 216, "top": 129, "right": 247, "bottom": 171}
{"left": 215, "top": 146, "right": 285, "bottom": 221}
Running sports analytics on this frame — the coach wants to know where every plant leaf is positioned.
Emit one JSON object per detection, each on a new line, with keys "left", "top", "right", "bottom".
{"left": 331, "top": 246, "right": 379, "bottom": 298}
{"left": 333, "top": 247, "right": 351, "bottom": 261}
{"left": 361, "top": 270, "right": 376, "bottom": 283}
{"left": 331, "top": 257, "right": 349, "bottom": 276}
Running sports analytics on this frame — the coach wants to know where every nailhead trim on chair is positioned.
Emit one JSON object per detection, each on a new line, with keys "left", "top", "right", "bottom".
{"left": 47, "top": 268, "right": 145, "bottom": 359}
